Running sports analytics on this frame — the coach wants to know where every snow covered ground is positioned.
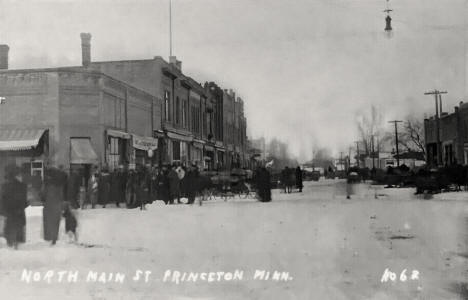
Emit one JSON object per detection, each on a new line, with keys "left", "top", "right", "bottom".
{"left": 0, "top": 179, "right": 467, "bottom": 299}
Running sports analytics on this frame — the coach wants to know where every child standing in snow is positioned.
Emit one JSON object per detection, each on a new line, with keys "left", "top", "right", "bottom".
{"left": 63, "top": 202, "right": 78, "bottom": 243}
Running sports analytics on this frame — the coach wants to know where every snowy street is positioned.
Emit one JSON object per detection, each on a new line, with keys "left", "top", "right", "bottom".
{"left": 1, "top": 179, "right": 468, "bottom": 299}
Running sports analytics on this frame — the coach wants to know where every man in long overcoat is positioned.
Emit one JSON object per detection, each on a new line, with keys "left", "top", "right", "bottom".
{"left": 185, "top": 164, "right": 199, "bottom": 205}
{"left": 295, "top": 166, "right": 303, "bottom": 192}
{"left": 156, "top": 165, "right": 170, "bottom": 204}
{"left": 1, "top": 164, "right": 28, "bottom": 249}
{"left": 168, "top": 165, "right": 180, "bottom": 205}
{"left": 43, "top": 167, "right": 67, "bottom": 245}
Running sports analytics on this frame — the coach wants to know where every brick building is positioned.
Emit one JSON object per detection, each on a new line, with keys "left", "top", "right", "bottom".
{"left": 424, "top": 101, "right": 468, "bottom": 166}
{"left": 0, "top": 67, "right": 159, "bottom": 182}
{"left": 0, "top": 33, "right": 250, "bottom": 179}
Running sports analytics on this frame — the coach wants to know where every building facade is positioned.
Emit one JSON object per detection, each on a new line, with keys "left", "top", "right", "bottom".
{"left": 0, "top": 68, "right": 159, "bottom": 182}
{"left": 424, "top": 101, "right": 468, "bottom": 166}
{"left": 0, "top": 33, "right": 250, "bottom": 178}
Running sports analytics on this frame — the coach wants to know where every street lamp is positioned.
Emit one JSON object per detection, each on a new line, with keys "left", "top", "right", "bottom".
{"left": 383, "top": 0, "right": 393, "bottom": 39}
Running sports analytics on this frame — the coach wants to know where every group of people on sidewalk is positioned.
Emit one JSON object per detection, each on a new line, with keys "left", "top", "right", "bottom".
{"left": 67, "top": 163, "right": 203, "bottom": 210}
{"left": 280, "top": 166, "right": 303, "bottom": 193}
{"left": 0, "top": 161, "right": 204, "bottom": 249}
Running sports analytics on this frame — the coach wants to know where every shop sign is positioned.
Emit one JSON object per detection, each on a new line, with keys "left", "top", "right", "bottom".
{"left": 132, "top": 134, "right": 158, "bottom": 151}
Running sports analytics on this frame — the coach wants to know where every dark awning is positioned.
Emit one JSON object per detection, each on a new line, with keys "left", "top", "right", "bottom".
{"left": 70, "top": 138, "right": 99, "bottom": 164}
{"left": 0, "top": 128, "right": 47, "bottom": 151}
{"left": 107, "top": 129, "right": 131, "bottom": 139}
{"left": 167, "top": 131, "right": 193, "bottom": 143}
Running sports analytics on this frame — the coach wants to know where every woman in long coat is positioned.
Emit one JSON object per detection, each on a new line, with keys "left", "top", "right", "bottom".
{"left": 1, "top": 164, "right": 28, "bottom": 249}
{"left": 43, "top": 168, "right": 67, "bottom": 245}
{"left": 168, "top": 166, "right": 180, "bottom": 205}
{"left": 295, "top": 166, "right": 303, "bottom": 193}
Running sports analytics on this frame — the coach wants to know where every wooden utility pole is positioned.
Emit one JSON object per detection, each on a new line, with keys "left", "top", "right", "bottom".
{"left": 348, "top": 147, "right": 352, "bottom": 170}
{"left": 371, "top": 134, "right": 375, "bottom": 170}
{"left": 339, "top": 151, "right": 344, "bottom": 172}
{"left": 388, "top": 120, "right": 403, "bottom": 167}
{"left": 355, "top": 141, "right": 360, "bottom": 168}
{"left": 424, "top": 90, "right": 447, "bottom": 166}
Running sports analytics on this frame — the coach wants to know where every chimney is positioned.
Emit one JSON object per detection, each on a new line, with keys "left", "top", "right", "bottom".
{"left": 169, "top": 56, "right": 182, "bottom": 71}
{"left": 0, "top": 45, "right": 9, "bottom": 70}
{"left": 80, "top": 33, "right": 92, "bottom": 67}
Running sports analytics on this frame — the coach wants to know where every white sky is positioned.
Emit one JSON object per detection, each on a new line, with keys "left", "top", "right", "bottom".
{"left": 0, "top": 0, "right": 467, "bottom": 161}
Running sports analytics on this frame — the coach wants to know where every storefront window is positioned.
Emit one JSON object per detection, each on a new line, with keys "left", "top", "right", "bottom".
{"left": 183, "top": 101, "right": 187, "bottom": 128}
{"left": 181, "top": 142, "right": 188, "bottom": 164}
{"left": 172, "top": 140, "right": 180, "bottom": 161}
{"left": 164, "top": 90, "right": 171, "bottom": 121}
{"left": 108, "top": 137, "right": 120, "bottom": 170}
{"left": 31, "top": 160, "right": 44, "bottom": 180}
{"left": 176, "top": 96, "right": 180, "bottom": 124}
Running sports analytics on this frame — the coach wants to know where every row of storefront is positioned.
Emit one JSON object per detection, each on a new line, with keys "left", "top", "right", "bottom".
{"left": 0, "top": 125, "right": 245, "bottom": 187}
{"left": 0, "top": 36, "right": 250, "bottom": 187}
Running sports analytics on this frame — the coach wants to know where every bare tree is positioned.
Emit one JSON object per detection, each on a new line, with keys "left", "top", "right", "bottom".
{"left": 399, "top": 117, "right": 426, "bottom": 160}
{"left": 355, "top": 105, "right": 385, "bottom": 155}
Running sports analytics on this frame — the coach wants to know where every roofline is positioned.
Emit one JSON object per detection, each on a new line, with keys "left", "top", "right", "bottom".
{"left": 0, "top": 66, "right": 157, "bottom": 100}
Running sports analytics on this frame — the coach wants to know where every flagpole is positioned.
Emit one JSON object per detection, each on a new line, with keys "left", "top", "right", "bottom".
{"left": 169, "top": 0, "right": 173, "bottom": 57}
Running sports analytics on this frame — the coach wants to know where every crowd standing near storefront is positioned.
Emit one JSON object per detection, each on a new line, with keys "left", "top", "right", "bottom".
{"left": 0, "top": 33, "right": 282, "bottom": 249}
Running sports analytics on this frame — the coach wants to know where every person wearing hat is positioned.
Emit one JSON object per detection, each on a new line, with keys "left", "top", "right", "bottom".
{"left": 43, "top": 166, "right": 67, "bottom": 245}
{"left": 185, "top": 164, "right": 199, "bottom": 205}
{"left": 168, "top": 165, "right": 180, "bottom": 205}
{"left": 1, "top": 164, "right": 28, "bottom": 249}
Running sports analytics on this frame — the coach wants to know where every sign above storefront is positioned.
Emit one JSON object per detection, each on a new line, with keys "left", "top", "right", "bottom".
{"left": 132, "top": 134, "right": 158, "bottom": 151}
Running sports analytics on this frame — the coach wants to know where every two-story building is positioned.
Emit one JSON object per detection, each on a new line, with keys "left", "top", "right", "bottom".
{"left": 0, "top": 32, "right": 250, "bottom": 179}
{"left": 424, "top": 101, "right": 468, "bottom": 166}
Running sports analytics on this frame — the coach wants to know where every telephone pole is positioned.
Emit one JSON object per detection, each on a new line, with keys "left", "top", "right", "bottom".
{"left": 339, "top": 151, "right": 344, "bottom": 172}
{"left": 424, "top": 90, "right": 447, "bottom": 166}
{"left": 355, "top": 141, "right": 360, "bottom": 167}
{"left": 388, "top": 120, "right": 403, "bottom": 167}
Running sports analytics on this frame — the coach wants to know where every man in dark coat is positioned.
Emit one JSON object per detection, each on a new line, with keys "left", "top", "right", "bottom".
{"left": 280, "top": 167, "right": 287, "bottom": 193}
{"left": 110, "top": 169, "right": 120, "bottom": 207}
{"left": 185, "top": 164, "right": 199, "bottom": 205}
{"left": 295, "top": 166, "right": 303, "bottom": 192}
{"left": 168, "top": 165, "right": 180, "bottom": 205}
{"left": 43, "top": 167, "right": 67, "bottom": 245}
{"left": 98, "top": 168, "right": 111, "bottom": 208}
{"left": 257, "top": 167, "right": 272, "bottom": 202}
{"left": 156, "top": 165, "right": 170, "bottom": 205}
{"left": 136, "top": 168, "right": 150, "bottom": 210}
{"left": 1, "top": 164, "right": 28, "bottom": 249}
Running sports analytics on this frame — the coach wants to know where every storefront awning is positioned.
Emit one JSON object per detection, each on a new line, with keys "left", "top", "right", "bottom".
{"left": 0, "top": 128, "right": 47, "bottom": 151}
{"left": 204, "top": 145, "right": 214, "bottom": 151}
{"left": 192, "top": 142, "right": 204, "bottom": 149}
{"left": 167, "top": 131, "right": 193, "bottom": 143}
{"left": 70, "top": 138, "right": 99, "bottom": 164}
{"left": 132, "top": 134, "right": 158, "bottom": 151}
{"left": 107, "top": 129, "right": 131, "bottom": 139}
